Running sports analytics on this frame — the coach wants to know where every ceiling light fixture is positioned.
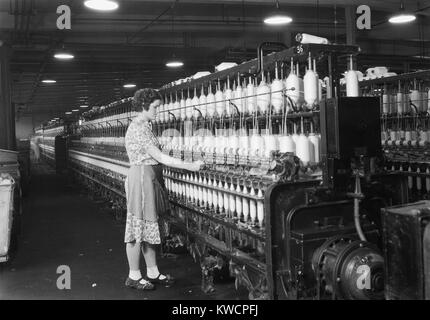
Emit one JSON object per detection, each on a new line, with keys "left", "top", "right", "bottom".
{"left": 84, "top": 0, "right": 119, "bottom": 11}
{"left": 123, "top": 83, "right": 137, "bottom": 88}
{"left": 65, "top": 112, "right": 72, "bottom": 115}
{"left": 72, "top": 109, "right": 79, "bottom": 112}
{"left": 165, "top": 7, "right": 184, "bottom": 68}
{"left": 80, "top": 105, "right": 89, "bottom": 108}
{"left": 54, "top": 52, "right": 74, "bottom": 60}
{"left": 264, "top": 0, "right": 293, "bottom": 25}
{"left": 389, "top": 2, "right": 416, "bottom": 24}
{"left": 42, "top": 79, "right": 57, "bottom": 84}
{"left": 166, "top": 60, "right": 184, "bottom": 68}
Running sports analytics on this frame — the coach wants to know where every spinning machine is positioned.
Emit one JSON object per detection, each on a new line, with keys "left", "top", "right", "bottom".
{"left": 37, "top": 43, "right": 413, "bottom": 300}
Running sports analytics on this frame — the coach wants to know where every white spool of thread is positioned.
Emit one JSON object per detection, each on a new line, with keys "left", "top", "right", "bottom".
{"left": 297, "top": 64, "right": 305, "bottom": 107}
{"left": 256, "top": 75, "right": 271, "bottom": 114}
{"left": 201, "top": 179, "right": 207, "bottom": 206}
{"left": 390, "top": 94, "right": 397, "bottom": 114}
{"left": 181, "top": 180, "right": 186, "bottom": 199}
{"left": 217, "top": 180, "right": 224, "bottom": 213}
{"left": 223, "top": 182, "right": 229, "bottom": 214}
{"left": 238, "top": 133, "right": 250, "bottom": 156}
{"left": 420, "top": 130, "right": 428, "bottom": 146}
{"left": 229, "top": 134, "right": 240, "bottom": 155}
{"left": 278, "top": 134, "right": 296, "bottom": 154}
{"left": 229, "top": 183, "right": 236, "bottom": 217}
{"left": 250, "top": 130, "right": 264, "bottom": 157}
{"left": 193, "top": 175, "right": 199, "bottom": 202}
{"left": 215, "top": 80, "right": 225, "bottom": 117}
{"left": 382, "top": 93, "right": 389, "bottom": 114}
{"left": 206, "top": 83, "right": 216, "bottom": 118}
{"left": 271, "top": 63, "right": 284, "bottom": 114}
{"left": 345, "top": 55, "right": 359, "bottom": 97}
{"left": 234, "top": 80, "right": 244, "bottom": 114}
{"left": 225, "top": 77, "right": 233, "bottom": 116}
{"left": 207, "top": 179, "right": 213, "bottom": 208}
{"left": 285, "top": 60, "right": 300, "bottom": 106}
{"left": 235, "top": 184, "right": 242, "bottom": 219}
{"left": 159, "top": 102, "right": 165, "bottom": 123}
{"left": 167, "top": 97, "right": 174, "bottom": 122}
{"left": 249, "top": 188, "right": 257, "bottom": 224}
{"left": 211, "top": 179, "right": 217, "bottom": 210}
{"left": 410, "top": 89, "right": 420, "bottom": 114}
{"left": 405, "top": 131, "right": 412, "bottom": 143}
{"left": 173, "top": 94, "right": 180, "bottom": 119}
{"left": 180, "top": 93, "right": 186, "bottom": 121}
{"left": 296, "top": 133, "right": 312, "bottom": 166}
{"left": 247, "top": 77, "right": 256, "bottom": 114}
{"left": 263, "top": 134, "right": 278, "bottom": 157}
{"left": 199, "top": 85, "right": 207, "bottom": 119}
{"left": 304, "top": 54, "right": 318, "bottom": 109}
{"left": 242, "top": 187, "right": 249, "bottom": 222}
{"left": 396, "top": 92, "right": 404, "bottom": 114}
{"left": 185, "top": 90, "right": 193, "bottom": 119}
{"left": 309, "top": 133, "right": 321, "bottom": 163}
{"left": 198, "top": 176, "right": 203, "bottom": 204}
{"left": 257, "top": 189, "right": 264, "bottom": 227}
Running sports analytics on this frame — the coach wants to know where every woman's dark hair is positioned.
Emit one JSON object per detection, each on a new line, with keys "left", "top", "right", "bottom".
{"left": 132, "top": 88, "right": 162, "bottom": 111}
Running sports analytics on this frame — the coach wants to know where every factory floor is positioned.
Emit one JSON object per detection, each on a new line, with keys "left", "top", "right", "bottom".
{"left": 0, "top": 162, "right": 247, "bottom": 300}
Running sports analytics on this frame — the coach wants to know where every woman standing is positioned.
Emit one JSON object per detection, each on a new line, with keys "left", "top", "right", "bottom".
{"left": 124, "top": 88, "right": 203, "bottom": 290}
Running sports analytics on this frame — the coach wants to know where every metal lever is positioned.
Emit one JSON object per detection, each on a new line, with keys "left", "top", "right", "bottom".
{"left": 256, "top": 42, "right": 288, "bottom": 76}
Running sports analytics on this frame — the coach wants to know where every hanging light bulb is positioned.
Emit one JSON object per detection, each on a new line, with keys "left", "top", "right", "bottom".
{"left": 264, "top": 0, "right": 293, "bottom": 25}
{"left": 389, "top": 2, "right": 416, "bottom": 24}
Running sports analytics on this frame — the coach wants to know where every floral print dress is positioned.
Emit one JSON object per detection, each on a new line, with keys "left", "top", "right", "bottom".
{"left": 124, "top": 115, "right": 166, "bottom": 245}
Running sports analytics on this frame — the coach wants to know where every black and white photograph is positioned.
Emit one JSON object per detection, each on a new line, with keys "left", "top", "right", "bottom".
{"left": 0, "top": 0, "right": 430, "bottom": 306}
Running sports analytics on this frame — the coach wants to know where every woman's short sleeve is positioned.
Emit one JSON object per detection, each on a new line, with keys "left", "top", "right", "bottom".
{"left": 125, "top": 120, "right": 159, "bottom": 165}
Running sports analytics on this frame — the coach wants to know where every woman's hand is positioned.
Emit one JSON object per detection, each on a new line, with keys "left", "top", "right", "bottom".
{"left": 186, "top": 160, "right": 205, "bottom": 172}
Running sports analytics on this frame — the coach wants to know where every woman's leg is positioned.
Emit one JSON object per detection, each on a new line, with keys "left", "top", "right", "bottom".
{"left": 126, "top": 242, "right": 142, "bottom": 280}
{"left": 141, "top": 243, "right": 167, "bottom": 280}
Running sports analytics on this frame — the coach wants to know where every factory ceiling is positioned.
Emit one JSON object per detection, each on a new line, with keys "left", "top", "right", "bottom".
{"left": 0, "top": 0, "right": 429, "bottom": 122}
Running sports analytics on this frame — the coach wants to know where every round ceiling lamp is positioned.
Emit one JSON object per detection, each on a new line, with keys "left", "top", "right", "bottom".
{"left": 123, "top": 83, "right": 137, "bottom": 88}
{"left": 54, "top": 52, "right": 74, "bottom": 60}
{"left": 389, "top": 2, "right": 416, "bottom": 24}
{"left": 84, "top": 0, "right": 119, "bottom": 11}
{"left": 42, "top": 79, "right": 57, "bottom": 84}
{"left": 264, "top": 0, "right": 293, "bottom": 25}
{"left": 166, "top": 60, "right": 184, "bottom": 68}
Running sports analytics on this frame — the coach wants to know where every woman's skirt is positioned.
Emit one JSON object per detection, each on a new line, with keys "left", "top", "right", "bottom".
{"left": 124, "top": 164, "right": 170, "bottom": 244}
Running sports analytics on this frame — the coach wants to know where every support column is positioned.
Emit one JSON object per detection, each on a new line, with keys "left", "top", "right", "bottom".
{"left": 345, "top": 6, "right": 357, "bottom": 45}
{"left": 0, "top": 43, "right": 15, "bottom": 150}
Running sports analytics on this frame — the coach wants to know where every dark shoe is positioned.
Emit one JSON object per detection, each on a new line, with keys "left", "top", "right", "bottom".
{"left": 146, "top": 274, "right": 175, "bottom": 287}
{"left": 125, "top": 277, "right": 155, "bottom": 290}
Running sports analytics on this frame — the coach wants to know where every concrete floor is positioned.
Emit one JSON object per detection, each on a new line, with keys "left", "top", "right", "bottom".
{"left": 0, "top": 163, "right": 247, "bottom": 300}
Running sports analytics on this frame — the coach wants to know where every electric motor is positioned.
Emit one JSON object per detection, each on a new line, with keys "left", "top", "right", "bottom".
{"left": 312, "top": 236, "right": 384, "bottom": 300}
